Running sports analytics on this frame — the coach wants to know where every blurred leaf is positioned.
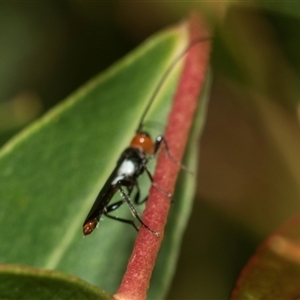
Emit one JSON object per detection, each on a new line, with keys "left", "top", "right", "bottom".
{"left": 0, "top": 264, "right": 109, "bottom": 300}
{"left": 0, "top": 22, "right": 204, "bottom": 296}
{"left": 261, "top": 2, "right": 300, "bottom": 18}
{"left": 266, "top": 12, "right": 300, "bottom": 84}
{"left": 231, "top": 215, "right": 300, "bottom": 299}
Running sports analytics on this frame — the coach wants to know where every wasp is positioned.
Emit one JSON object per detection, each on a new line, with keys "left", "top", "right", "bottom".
{"left": 82, "top": 37, "right": 209, "bottom": 236}
{"left": 83, "top": 131, "right": 167, "bottom": 236}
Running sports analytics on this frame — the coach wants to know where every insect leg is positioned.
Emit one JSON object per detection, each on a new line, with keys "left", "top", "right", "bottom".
{"left": 143, "top": 164, "right": 172, "bottom": 198}
{"left": 104, "top": 210, "right": 140, "bottom": 231}
{"left": 104, "top": 185, "right": 140, "bottom": 230}
{"left": 117, "top": 181, "right": 159, "bottom": 236}
{"left": 105, "top": 185, "right": 134, "bottom": 213}
{"left": 105, "top": 199, "right": 125, "bottom": 213}
{"left": 153, "top": 135, "right": 194, "bottom": 175}
{"left": 132, "top": 177, "right": 148, "bottom": 205}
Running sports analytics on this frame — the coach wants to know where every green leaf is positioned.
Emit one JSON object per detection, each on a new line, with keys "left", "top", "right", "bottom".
{"left": 0, "top": 264, "right": 109, "bottom": 300}
{"left": 261, "top": 2, "right": 300, "bottom": 18}
{"left": 0, "top": 23, "right": 202, "bottom": 296}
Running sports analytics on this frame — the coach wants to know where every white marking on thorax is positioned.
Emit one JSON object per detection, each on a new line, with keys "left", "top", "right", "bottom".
{"left": 112, "top": 159, "right": 136, "bottom": 185}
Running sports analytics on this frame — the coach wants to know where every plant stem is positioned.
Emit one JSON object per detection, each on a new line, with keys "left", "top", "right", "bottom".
{"left": 113, "top": 13, "right": 211, "bottom": 300}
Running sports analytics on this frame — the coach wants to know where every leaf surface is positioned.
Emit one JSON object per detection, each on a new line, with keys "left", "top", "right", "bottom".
{"left": 0, "top": 265, "right": 109, "bottom": 300}
{"left": 231, "top": 215, "right": 300, "bottom": 299}
{"left": 0, "top": 22, "right": 206, "bottom": 296}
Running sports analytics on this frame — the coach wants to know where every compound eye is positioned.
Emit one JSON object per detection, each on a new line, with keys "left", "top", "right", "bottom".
{"left": 130, "top": 132, "right": 154, "bottom": 154}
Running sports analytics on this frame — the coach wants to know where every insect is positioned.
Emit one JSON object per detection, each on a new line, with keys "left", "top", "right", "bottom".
{"left": 82, "top": 37, "right": 209, "bottom": 236}
{"left": 82, "top": 131, "right": 167, "bottom": 236}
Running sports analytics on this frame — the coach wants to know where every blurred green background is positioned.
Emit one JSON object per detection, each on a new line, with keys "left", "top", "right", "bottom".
{"left": 1, "top": 2, "right": 300, "bottom": 299}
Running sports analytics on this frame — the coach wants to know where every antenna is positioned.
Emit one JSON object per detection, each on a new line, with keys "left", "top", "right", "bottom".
{"left": 136, "top": 36, "right": 211, "bottom": 133}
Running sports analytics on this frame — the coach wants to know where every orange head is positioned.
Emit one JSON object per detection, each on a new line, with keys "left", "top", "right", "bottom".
{"left": 130, "top": 132, "right": 154, "bottom": 154}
